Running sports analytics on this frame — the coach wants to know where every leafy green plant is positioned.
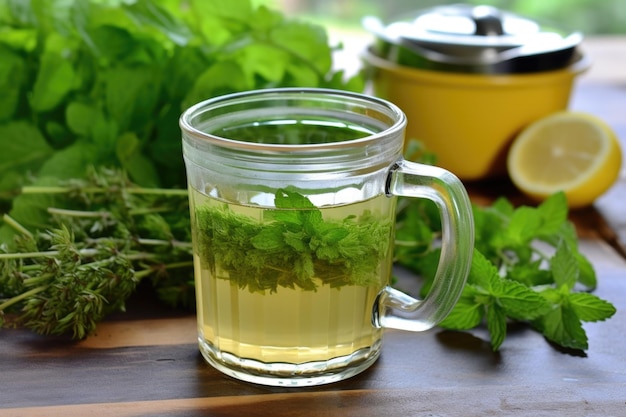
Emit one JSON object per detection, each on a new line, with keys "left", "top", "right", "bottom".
{"left": 396, "top": 192, "right": 616, "bottom": 351}
{"left": 0, "top": 0, "right": 362, "bottom": 241}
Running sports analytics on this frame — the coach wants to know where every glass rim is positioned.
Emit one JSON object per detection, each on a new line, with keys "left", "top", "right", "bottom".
{"left": 179, "top": 87, "right": 407, "bottom": 152}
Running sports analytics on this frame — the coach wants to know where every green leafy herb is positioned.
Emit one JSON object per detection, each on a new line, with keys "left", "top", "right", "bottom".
{"left": 195, "top": 189, "right": 393, "bottom": 293}
{"left": 397, "top": 191, "right": 617, "bottom": 351}
{"left": 0, "top": 0, "right": 363, "bottom": 227}
{"left": 0, "top": 168, "right": 194, "bottom": 338}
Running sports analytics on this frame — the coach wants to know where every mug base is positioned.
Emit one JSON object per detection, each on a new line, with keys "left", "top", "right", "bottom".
{"left": 198, "top": 338, "right": 383, "bottom": 387}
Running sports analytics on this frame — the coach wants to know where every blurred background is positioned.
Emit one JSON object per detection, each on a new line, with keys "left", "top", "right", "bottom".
{"left": 254, "top": 0, "right": 626, "bottom": 35}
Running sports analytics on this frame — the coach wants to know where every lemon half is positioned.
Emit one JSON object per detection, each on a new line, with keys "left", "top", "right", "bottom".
{"left": 507, "top": 111, "right": 622, "bottom": 208}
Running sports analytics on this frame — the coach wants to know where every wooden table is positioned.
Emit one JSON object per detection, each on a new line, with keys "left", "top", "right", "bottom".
{"left": 2, "top": 37, "right": 626, "bottom": 417}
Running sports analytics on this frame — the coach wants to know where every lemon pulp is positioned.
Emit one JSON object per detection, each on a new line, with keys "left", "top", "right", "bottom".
{"left": 507, "top": 112, "right": 622, "bottom": 208}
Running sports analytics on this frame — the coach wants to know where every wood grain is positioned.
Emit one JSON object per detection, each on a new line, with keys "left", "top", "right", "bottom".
{"left": 77, "top": 317, "right": 197, "bottom": 349}
{"left": 2, "top": 386, "right": 625, "bottom": 417}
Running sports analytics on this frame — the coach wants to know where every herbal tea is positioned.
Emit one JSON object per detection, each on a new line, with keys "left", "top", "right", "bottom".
{"left": 213, "top": 117, "right": 374, "bottom": 145}
{"left": 182, "top": 88, "right": 473, "bottom": 386}
{"left": 190, "top": 187, "right": 395, "bottom": 377}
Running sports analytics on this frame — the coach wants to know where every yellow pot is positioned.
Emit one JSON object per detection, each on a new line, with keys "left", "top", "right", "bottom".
{"left": 362, "top": 49, "right": 591, "bottom": 181}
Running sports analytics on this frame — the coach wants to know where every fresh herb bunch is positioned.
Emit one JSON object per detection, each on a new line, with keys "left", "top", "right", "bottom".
{"left": 0, "top": 168, "right": 194, "bottom": 338}
{"left": 195, "top": 189, "right": 392, "bottom": 293}
{"left": 0, "top": 0, "right": 363, "bottom": 242}
{"left": 0, "top": 167, "right": 618, "bottom": 350}
{"left": 395, "top": 192, "right": 617, "bottom": 351}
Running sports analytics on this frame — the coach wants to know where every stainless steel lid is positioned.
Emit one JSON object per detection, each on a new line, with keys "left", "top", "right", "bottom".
{"left": 363, "top": 4, "right": 583, "bottom": 73}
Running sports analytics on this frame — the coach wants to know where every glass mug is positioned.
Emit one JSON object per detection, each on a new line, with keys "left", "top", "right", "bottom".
{"left": 180, "top": 88, "right": 474, "bottom": 387}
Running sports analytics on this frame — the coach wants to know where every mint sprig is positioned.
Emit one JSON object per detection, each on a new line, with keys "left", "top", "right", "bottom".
{"left": 195, "top": 189, "right": 393, "bottom": 293}
{"left": 397, "top": 192, "right": 617, "bottom": 351}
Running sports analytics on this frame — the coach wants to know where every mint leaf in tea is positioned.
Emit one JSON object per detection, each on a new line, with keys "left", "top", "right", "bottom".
{"left": 193, "top": 189, "right": 394, "bottom": 293}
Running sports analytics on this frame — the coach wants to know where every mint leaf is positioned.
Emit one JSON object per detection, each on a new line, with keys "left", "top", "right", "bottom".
{"left": 189, "top": 0, "right": 252, "bottom": 46}
{"left": 89, "top": 24, "right": 135, "bottom": 62}
{"left": 318, "top": 225, "right": 350, "bottom": 245}
{"left": 472, "top": 201, "right": 508, "bottom": 261}
{"left": 126, "top": 0, "right": 192, "bottom": 46}
{"left": 104, "top": 65, "right": 162, "bottom": 133}
{"left": 237, "top": 43, "right": 289, "bottom": 83}
{"left": 466, "top": 249, "right": 495, "bottom": 289}
{"left": 65, "top": 101, "right": 105, "bottom": 137}
{"left": 487, "top": 302, "right": 507, "bottom": 351}
{"left": 275, "top": 188, "right": 323, "bottom": 229}
{"left": 533, "top": 300, "right": 589, "bottom": 350}
{"left": 0, "top": 27, "right": 37, "bottom": 52}
{"left": 30, "top": 37, "right": 77, "bottom": 112}
{"left": 507, "top": 260, "right": 553, "bottom": 287}
{"left": 0, "top": 46, "right": 24, "bottom": 121}
{"left": 569, "top": 292, "right": 617, "bottom": 322}
{"left": 270, "top": 20, "right": 331, "bottom": 77}
{"left": 39, "top": 142, "right": 103, "bottom": 179}
{"left": 491, "top": 196, "right": 515, "bottom": 216}
{"left": 1, "top": 177, "right": 62, "bottom": 238}
{"left": 250, "top": 226, "right": 286, "bottom": 251}
{"left": 576, "top": 251, "right": 597, "bottom": 290}
{"left": 536, "top": 191, "right": 568, "bottom": 236}
{"left": 115, "top": 132, "right": 160, "bottom": 187}
{"left": 443, "top": 250, "right": 549, "bottom": 341}
{"left": 550, "top": 241, "right": 579, "bottom": 289}
{"left": 275, "top": 188, "right": 317, "bottom": 209}
{"left": 284, "top": 230, "right": 310, "bottom": 252}
{"left": 505, "top": 206, "right": 542, "bottom": 246}
{"left": 0, "top": 122, "right": 53, "bottom": 182}
{"left": 439, "top": 285, "right": 484, "bottom": 330}
{"left": 184, "top": 61, "right": 250, "bottom": 109}
{"left": 494, "top": 279, "right": 551, "bottom": 320}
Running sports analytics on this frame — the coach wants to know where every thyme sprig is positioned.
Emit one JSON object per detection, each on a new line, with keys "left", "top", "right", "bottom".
{"left": 0, "top": 169, "right": 194, "bottom": 338}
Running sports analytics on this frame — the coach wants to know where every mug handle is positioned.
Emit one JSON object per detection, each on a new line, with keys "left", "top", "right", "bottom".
{"left": 374, "top": 160, "right": 474, "bottom": 331}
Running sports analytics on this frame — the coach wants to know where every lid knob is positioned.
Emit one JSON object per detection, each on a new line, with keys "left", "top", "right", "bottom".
{"left": 471, "top": 5, "right": 504, "bottom": 36}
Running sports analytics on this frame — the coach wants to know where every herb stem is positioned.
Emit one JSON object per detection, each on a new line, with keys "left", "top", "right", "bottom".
{"left": 134, "top": 260, "right": 194, "bottom": 280}
{"left": 22, "top": 186, "right": 188, "bottom": 196}
{"left": 1, "top": 214, "right": 34, "bottom": 238}
{"left": 0, "top": 249, "right": 99, "bottom": 260}
{"left": 48, "top": 207, "right": 111, "bottom": 218}
{"left": 0, "top": 285, "right": 48, "bottom": 311}
{"left": 394, "top": 239, "right": 427, "bottom": 247}
{"left": 136, "top": 238, "right": 193, "bottom": 249}
{"left": 22, "top": 273, "right": 55, "bottom": 287}
{"left": 129, "top": 207, "right": 176, "bottom": 216}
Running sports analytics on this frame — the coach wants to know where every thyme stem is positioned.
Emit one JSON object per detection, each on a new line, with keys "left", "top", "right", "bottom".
{"left": 0, "top": 285, "right": 48, "bottom": 311}
{"left": 2, "top": 214, "right": 34, "bottom": 238}
{"left": 22, "top": 186, "right": 188, "bottom": 196}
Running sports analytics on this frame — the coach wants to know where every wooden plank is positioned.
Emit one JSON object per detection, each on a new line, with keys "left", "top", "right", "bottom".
{"left": 1, "top": 386, "right": 625, "bottom": 417}
{"left": 78, "top": 316, "right": 197, "bottom": 349}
